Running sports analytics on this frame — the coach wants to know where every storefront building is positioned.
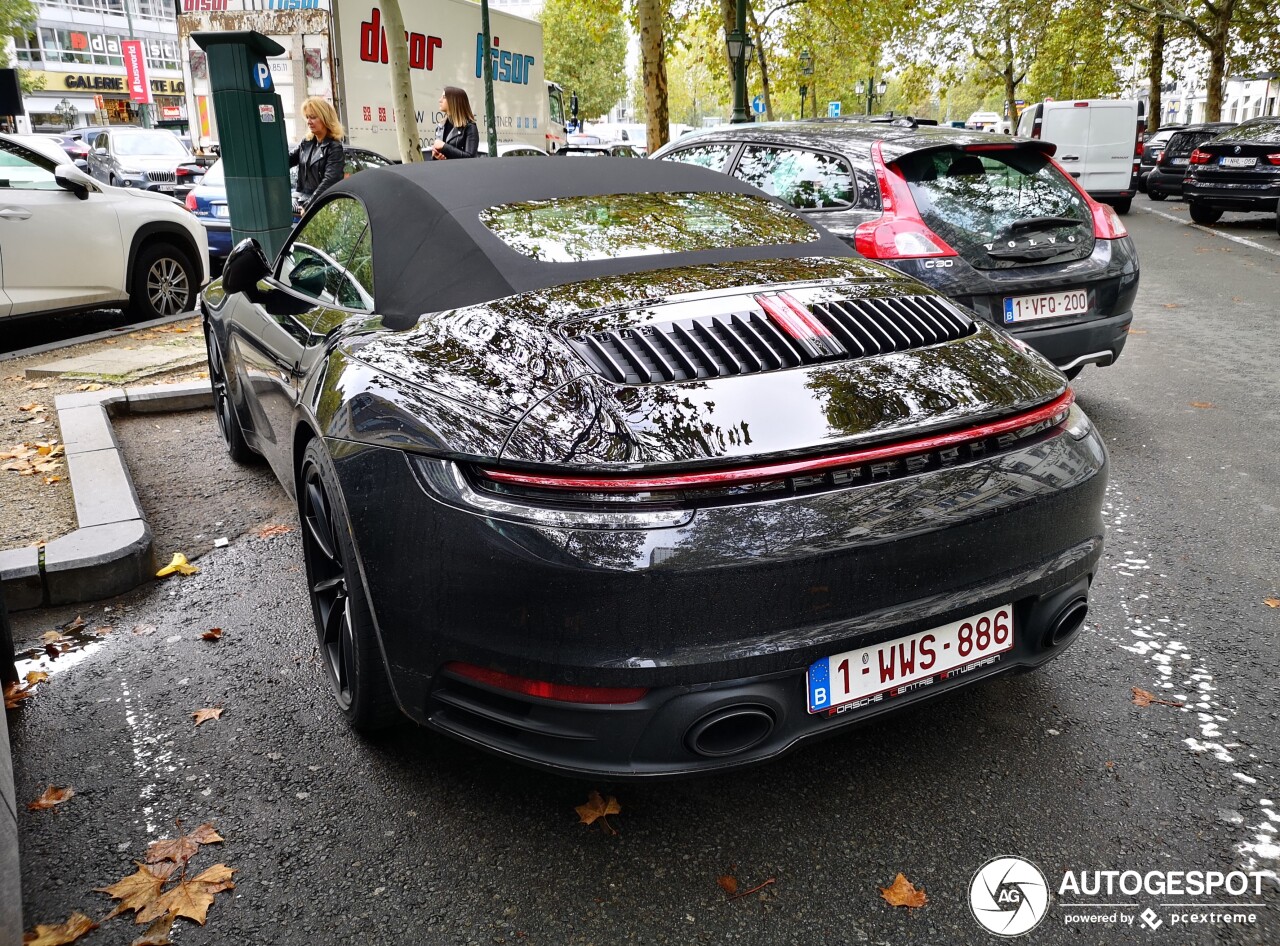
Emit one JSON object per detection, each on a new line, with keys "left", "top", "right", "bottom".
{"left": 10, "top": 0, "right": 186, "bottom": 133}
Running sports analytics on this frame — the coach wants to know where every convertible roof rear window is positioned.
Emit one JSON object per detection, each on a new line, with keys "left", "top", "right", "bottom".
{"left": 480, "top": 191, "right": 818, "bottom": 263}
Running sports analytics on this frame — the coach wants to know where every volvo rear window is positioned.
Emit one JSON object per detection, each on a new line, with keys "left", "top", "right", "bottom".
{"left": 894, "top": 148, "right": 1088, "bottom": 244}
{"left": 480, "top": 191, "right": 818, "bottom": 262}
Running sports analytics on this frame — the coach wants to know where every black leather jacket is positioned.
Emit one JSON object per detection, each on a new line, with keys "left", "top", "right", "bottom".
{"left": 289, "top": 136, "right": 344, "bottom": 199}
{"left": 434, "top": 120, "right": 479, "bottom": 159}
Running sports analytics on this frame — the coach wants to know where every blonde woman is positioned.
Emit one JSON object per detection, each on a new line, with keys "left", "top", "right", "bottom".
{"left": 430, "top": 86, "right": 479, "bottom": 159}
{"left": 290, "top": 96, "right": 345, "bottom": 206}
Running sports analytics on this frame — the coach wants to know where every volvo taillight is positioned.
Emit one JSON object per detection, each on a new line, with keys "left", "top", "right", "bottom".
{"left": 1189, "top": 149, "right": 1212, "bottom": 165}
{"left": 853, "top": 141, "right": 958, "bottom": 260}
{"left": 1048, "top": 156, "right": 1127, "bottom": 239}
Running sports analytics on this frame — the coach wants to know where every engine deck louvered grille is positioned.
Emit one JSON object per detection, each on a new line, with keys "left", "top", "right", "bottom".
{"left": 572, "top": 296, "right": 975, "bottom": 385}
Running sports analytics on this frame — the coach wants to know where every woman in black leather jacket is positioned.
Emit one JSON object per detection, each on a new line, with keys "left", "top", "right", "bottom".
{"left": 430, "top": 87, "right": 479, "bottom": 160}
{"left": 290, "top": 97, "right": 345, "bottom": 207}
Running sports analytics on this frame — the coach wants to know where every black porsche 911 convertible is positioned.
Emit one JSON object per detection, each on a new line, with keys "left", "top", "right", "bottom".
{"left": 201, "top": 159, "right": 1107, "bottom": 778}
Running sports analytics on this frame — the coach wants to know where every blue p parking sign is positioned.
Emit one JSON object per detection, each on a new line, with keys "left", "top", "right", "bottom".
{"left": 828, "top": 101, "right": 841, "bottom": 118}
{"left": 252, "top": 61, "right": 273, "bottom": 91}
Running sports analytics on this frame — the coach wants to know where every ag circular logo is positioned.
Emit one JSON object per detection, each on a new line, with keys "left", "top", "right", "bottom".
{"left": 969, "top": 856, "right": 1050, "bottom": 937}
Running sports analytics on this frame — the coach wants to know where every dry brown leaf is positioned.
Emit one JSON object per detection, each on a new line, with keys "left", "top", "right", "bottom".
{"left": 129, "top": 914, "right": 175, "bottom": 946}
{"left": 144, "top": 835, "right": 199, "bottom": 867}
{"left": 1131, "top": 686, "right": 1184, "bottom": 708}
{"left": 254, "top": 523, "right": 293, "bottom": 539}
{"left": 201, "top": 627, "right": 223, "bottom": 642}
{"left": 28, "top": 786, "right": 75, "bottom": 811}
{"left": 43, "top": 476, "right": 63, "bottom": 486}
{"left": 717, "top": 875, "right": 738, "bottom": 895}
{"left": 575, "top": 790, "right": 621, "bottom": 834}
{"left": 1160, "top": 303, "right": 1182, "bottom": 309}
{"left": 4, "top": 681, "right": 36, "bottom": 709}
{"left": 190, "top": 863, "right": 236, "bottom": 893}
{"left": 185, "top": 824, "right": 225, "bottom": 847}
{"left": 73, "top": 383, "right": 106, "bottom": 392}
{"left": 25, "top": 670, "right": 49, "bottom": 685}
{"left": 96, "top": 863, "right": 173, "bottom": 918}
{"left": 156, "top": 553, "right": 199, "bottom": 578}
{"left": 22, "top": 912, "right": 98, "bottom": 946}
{"left": 40, "top": 630, "right": 65, "bottom": 644}
{"left": 879, "top": 872, "right": 928, "bottom": 909}
{"left": 61, "top": 615, "right": 86, "bottom": 633}
{"left": 1189, "top": 401, "right": 1215, "bottom": 409}
{"left": 1264, "top": 598, "right": 1280, "bottom": 609}
{"left": 1127, "top": 328, "right": 1147, "bottom": 335}
{"left": 132, "top": 623, "right": 157, "bottom": 636}
{"left": 192, "top": 707, "right": 223, "bottom": 727}
{"left": 27, "top": 382, "right": 50, "bottom": 390}
{"left": 18, "top": 402, "right": 45, "bottom": 412}
{"left": 135, "top": 878, "right": 216, "bottom": 926}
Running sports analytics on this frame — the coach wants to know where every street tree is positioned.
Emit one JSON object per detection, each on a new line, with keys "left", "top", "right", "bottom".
{"left": 379, "top": 0, "right": 424, "bottom": 162}
{"left": 0, "top": 0, "right": 36, "bottom": 69}
{"left": 541, "top": 0, "right": 627, "bottom": 122}
{"left": 638, "top": 0, "right": 671, "bottom": 152}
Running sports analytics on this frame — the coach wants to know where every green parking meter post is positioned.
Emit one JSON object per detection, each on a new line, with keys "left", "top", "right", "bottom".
{"left": 192, "top": 31, "right": 292, "bottom": 263}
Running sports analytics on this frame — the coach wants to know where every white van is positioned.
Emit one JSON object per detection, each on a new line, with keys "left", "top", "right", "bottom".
{"left": 1016, "top": 99, "right": 1143, "bottom": 213}
{"left": 965, "top": 111, "right": 1009, "bottom": 133}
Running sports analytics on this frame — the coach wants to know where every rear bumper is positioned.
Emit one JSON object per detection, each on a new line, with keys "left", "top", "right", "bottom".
{"left": 332, "top": 424, "right": 1108, "bottom": 778}
{"left": 1147, "top": 166, "right": 1189, "bottom": 196}
{"left": 198, "top": 221, "right": 233, "bottom": 261}
{"left": 1183, "top": 178, "right": 1280, "bottom": 211}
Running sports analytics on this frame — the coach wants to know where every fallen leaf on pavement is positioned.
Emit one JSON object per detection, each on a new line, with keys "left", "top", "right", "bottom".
{"left": 1189, "top": 402, "right": 1215, "bottom": 409}
{"left": 18, "top": 402, "right": 45, "bottom": 412}
{"left": 43, "top": 475, "right": 63, "bottom": 486}
{"left": 254, "top": 523, "right": 293, "bottom": 539}
{"left": 1264, "top": 598, "right": 1279, "bottom": 608}
{"left": 25, "top": 670, "right": 49, "bottom": 685}
{"left": 192, "top": 707, "right": 223, "bottom": 727}
{"left": 129, "top": 915, "right": 175, "bottom": 945}
{"left": 135, "top": 878, "right": 216, "bottom": 926}
{"left": 717, "top": 875, "right": 738, "bottom": 895}
{"left": 28, "top": 786, "right": 75, "bottom": 811}
{"left": 575, "top": 790, "right": 621, "bottom": 834}
{"left": 73, "top": 383, "right": 106, "bottom": 392}
{"left": 156, "top": 553, "right": 199, "bottom": 578}
{"left": 879, "top": 872, "right": 928, "bottom": 909}
{"left": 1127, "top": 328, "right": 1147, "bottom": 335}
{"left": 22, "top": 912, "right": 98, "bottom": 945}
{"left": 1132, "top": 686, "right": 1184, "bottom": 708}
{"left": 132, "top": 623, "right": 157, "bottom": 636}
{"left": 145, "top": 824, "right": 221, "bottom": 866}
{"left": 189, "top": 863, "right": 235, "bottom": 893}
{"left": 27, "top": 382, "right": 50, "bottom": 390}
{"left": 4, "top": 682, "right": 35, "bottom": 709}
{"left": 60, "top": 615, "right": 86, "bottom": 633}
{"left": 96, "top": 862, "right": 175, "bottom": 918}
{"left": 1160, "top": 303, "right": 1182, "bottom": 309}
{"left": 201, "top": 628, "right": 223, "bottom": 642}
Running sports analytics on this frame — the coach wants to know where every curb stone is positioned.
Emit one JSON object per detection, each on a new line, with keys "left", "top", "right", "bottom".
{"left": 0, "top": 381, "right": 213, "bottom": 612}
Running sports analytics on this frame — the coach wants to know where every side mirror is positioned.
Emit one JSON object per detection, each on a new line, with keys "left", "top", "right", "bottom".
{"left": 73, "top": 158, "right": 90, "bottom": 172}
{"left": 222, "top": 238, "right": 271, "bottom": 296}
{"left": 54, "top": 164, "right": 93, "bottom": 200}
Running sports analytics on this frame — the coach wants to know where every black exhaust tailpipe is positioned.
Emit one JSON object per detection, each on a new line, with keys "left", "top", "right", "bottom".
{"left": 686, "top": 705, "right": 775, "bottom": 757}
{"left": 1045, "top": 597, "right": 1089, "bottom": 648}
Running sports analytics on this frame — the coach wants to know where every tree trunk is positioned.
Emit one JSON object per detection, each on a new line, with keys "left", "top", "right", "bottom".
{"left": 748, "top": 3, "right": 772, "bottom": 121}
{"left": 1002, "top": 34, "right": 1018, "bottom": 127}
{"left": 639, "top": 0, "right": 669, "bottom": 153}
{"left": 381, "top": 0, "right": 424, "bottom": 162}
{"left": 1147, "top": 17, "right": 1164, "bottom": 131}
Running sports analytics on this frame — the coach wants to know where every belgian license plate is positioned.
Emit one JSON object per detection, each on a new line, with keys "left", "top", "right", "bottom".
{"left": 158, "top": 185, "right": 174, "bottom": 193}
{"left": 1171, "top": 157, "right": 1189, "bottom": 165}
{"left": 1221, "top": 156, "right": 1256, "bottom": 168}
{"left": 213, "top": 204, "right": 230, "bottom": 218}
{"left": 807, "top": 605, "right": 1014, "bottom": 713}
{"left": 1004, "top": 290, "right": 1089, "bottom": 324}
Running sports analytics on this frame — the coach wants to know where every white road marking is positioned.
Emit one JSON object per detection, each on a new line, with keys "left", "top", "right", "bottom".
{"left": 1136, "top": 204, "right": 1280, "bottom": 258}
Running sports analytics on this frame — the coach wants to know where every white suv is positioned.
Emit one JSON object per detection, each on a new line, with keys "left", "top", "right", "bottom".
{"left": 0, "top": 132, "right": 208, "bottom": 322}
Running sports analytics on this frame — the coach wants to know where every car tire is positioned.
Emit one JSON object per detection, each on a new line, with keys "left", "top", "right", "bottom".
{"left": 1148, "top": 189, "right": 1166, "bottom": 201}
{"left": 1112, "top": 197, "right": 1132, "bottom": 215}
{"left": 203, "top": 321, "right": 257, "bottom": 464}
{"left": 299, "top": 439, "right": 401, "bottom": 733}
{"left": 1275, "top": 208, "right": 1280, "bottom": 237}
{"left": 128, "top": 242, "right": 198, "bottom": 320}
{"left": 1189, "top": 202, "right": 1222, "bottom": 225}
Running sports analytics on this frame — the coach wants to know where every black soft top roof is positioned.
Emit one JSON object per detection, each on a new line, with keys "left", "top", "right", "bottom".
{"left": 317, "top": 159, "right": 854, "bottom": 323}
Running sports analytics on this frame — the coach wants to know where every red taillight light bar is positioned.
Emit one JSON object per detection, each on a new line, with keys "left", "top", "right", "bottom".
{"left": 444, "top": 662, "right": 648, "bottom": 704}
{"left": 1189, "top": 149, "right": 1212, "bottom": 165}
{"left": 479, "top": 391, "right": 1075, "bottom": 493}
{"left": 854, "top": 141, "right": 958, "bottom": 260}
{"left": 1265, "top": 153, "right": 1280, "bottom": 166}
{"left": 1048, "top": 156, "right": 1127, "bottom": 239}
{"left": 184, "top": 192, "right": 197, "bottom": 211}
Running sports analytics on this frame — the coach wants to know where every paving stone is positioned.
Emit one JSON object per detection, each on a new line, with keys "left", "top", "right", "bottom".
{"left": 125, "top": 381, "right": 214, "bottom": 413}
{"left": 57, "top": 405, "right": 119, "bottom": 455}
{"left": 66, "top": 448, "right": 141, "bottom": 528}
{"left": 28, "top": 345, "right": 204, "bottom": 381}
{"left": 42, "top": 520, "right": 153, "bottom": 606}
{"left": 0, "top": 547, "right": 42, "bottom": 612}
{"left": 53, "top": 388, "right": 125, "bottom": 412}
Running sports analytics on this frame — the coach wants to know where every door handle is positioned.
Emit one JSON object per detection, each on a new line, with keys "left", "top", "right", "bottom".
{"left": 0, "top": 208, "right": 32, "bottom": 220}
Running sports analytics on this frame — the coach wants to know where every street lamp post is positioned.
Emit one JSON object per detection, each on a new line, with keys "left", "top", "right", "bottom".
{"left": 726, "top": 1, "right": 754, "bottom": 124}
{"left": 798, "top": 48, "right": 813, "bottom": 119}
{"left": 855, "top": 76, "right": 888, "bottom": 116}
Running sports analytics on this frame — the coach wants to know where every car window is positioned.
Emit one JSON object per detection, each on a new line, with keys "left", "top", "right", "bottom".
{"left": 896, "top": 148, "right": 1088, "bottom": 244}
{"left": 0, "top": 138, "right": 60, "bottom": 190}
{"left": 115, "top": 132, "right": 189, "bottom": 157}
{"left": 94, "top": 133, "right": 107, "bottom": 150}
{"left": 344, "top": 151, "right": 390, "bottom": 176}
{"left": 1166, "top": 132, "right": 1214, "bottom": 157}
{"left": 732, "top": 146, "right": 855, "bottom": 210}
{"left": 661, "top": 142, "right": 735, "bottom": 172}
{"left": 202, "top": 160, "right": 225, "bottom": 185}
{"left": 481, "top": 191, "right": 818, "bottom": 262}
{"left": 277, "top": 197, "right": 374, "bottom": 310}
{"left": 1226, "top": 120, "right": 1280, "bottom": 144}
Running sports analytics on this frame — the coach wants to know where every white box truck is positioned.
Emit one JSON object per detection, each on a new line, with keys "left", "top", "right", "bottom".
{"left": 1016, "top": 99, "right": 1143, "bottom": 213}
{"left": 331, "top": 0, "right": 567, "bottom": 155}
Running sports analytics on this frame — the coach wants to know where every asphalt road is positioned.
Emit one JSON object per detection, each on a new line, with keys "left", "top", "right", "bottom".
{"left": 8, "top": 203, "right": 1280, "bottom": 946}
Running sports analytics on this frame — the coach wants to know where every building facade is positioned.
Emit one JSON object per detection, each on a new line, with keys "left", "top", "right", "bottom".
{"left": 1129, "top": 71, "right": 1279, "bottom": 128}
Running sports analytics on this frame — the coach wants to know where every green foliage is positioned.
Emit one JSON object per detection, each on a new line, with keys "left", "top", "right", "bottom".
{"left": 19, "top": 68, "right": 45, "bottom": 95}
{"left": 1, "top": 0, "right": 37, "bottom": 69}
{"left": 541, "top": 0, "right": 629, "bottom": 120}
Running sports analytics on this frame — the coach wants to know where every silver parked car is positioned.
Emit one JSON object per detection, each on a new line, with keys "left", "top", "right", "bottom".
{"left": 86, "top": 127, "right": 199, "bottom": 197}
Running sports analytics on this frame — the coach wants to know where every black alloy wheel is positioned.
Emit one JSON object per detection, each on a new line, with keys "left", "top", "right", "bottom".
{"left": 1112, "top": 196, "right": 1132, "bottom": 215}
{"left": 1148, "top": 189, "right": 1167, "bottom": 201}
{"left": 129, "top": 243, "right": 197, "bottom": 320}
{"left": 1189, "top": 201, "right": 1223, "bottom": 225}
{"left": 203, "top": 322, "right": 256, "bottom": 464}
{"left": 298, "top": 440, "right": 399, "bottom": 733}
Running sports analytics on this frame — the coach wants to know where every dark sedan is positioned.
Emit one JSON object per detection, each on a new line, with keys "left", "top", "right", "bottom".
{"left": 1136, "top": 125, "right": 1183, "bottom": 191}
{"left": 1146, "top": 122, "right": 1236, "bottom": 201}
{"left": 1183, "top": 116, "right": 1280, "bottom": 224}
{"left": 651, "top": 119, "right": 1139, "bottom": 380}
{"left": 202, "top": 160, "right": 1107, "bottom": 778}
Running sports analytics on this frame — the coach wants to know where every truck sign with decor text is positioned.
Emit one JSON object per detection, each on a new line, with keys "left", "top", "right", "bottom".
{"left": 332, "top": 0, "right": 566, "bottom": 154}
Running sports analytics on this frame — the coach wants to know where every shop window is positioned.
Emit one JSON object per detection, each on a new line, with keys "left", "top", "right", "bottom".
{"left": 10, "top": 31, "right": 41, "bottom": 63}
